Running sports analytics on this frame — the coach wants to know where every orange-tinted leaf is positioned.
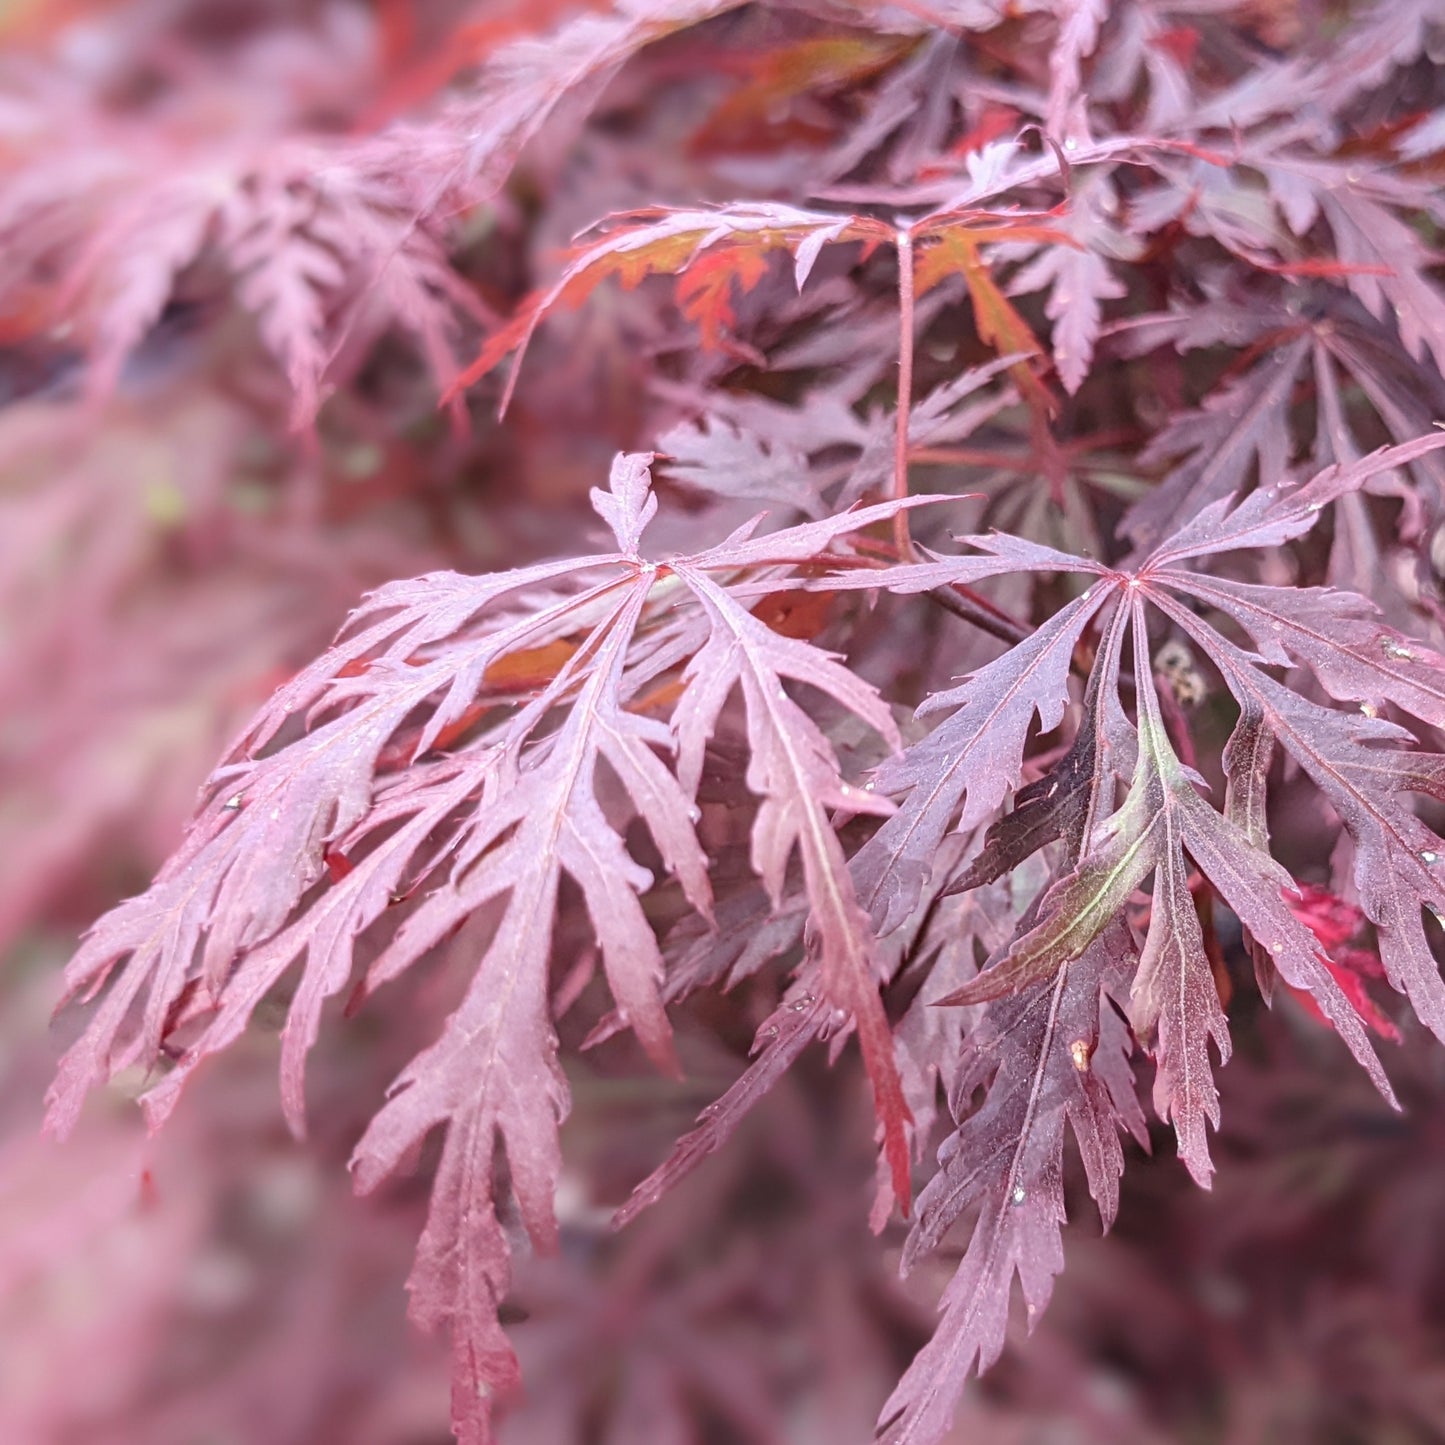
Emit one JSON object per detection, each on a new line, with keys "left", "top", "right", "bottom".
{"left": 482, "top": 638, "right": 580, "bottom": 692}
{"left": 914, "top": 223, "right": 1067, "bottom": 414}
{"left": 674, "top": 243, "right": 772, "bottom": 349}
{"left": 751, "top": 587, "right": 836, "bottom": 641}
{"left": 453, "top": 205, "right": 889, "bottom": 409}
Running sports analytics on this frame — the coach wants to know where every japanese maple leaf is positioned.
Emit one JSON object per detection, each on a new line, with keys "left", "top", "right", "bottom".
{"left": 455, "top": 202, "right": 895, "bottom": 411}
{"left": 878, "top": 926, "right": 1143, "bottom": 1445}
{"left": 0, "top": 27, "right": 482, "bottom": 424}
{"left": 458, "top": 193, "right": 1073, "bottom": 437}
{"left": 46, "top": 452, "right": 929, "bottom": 1443}
{"left": 808, "top": 434, "right": 1445, "bottom": 1442}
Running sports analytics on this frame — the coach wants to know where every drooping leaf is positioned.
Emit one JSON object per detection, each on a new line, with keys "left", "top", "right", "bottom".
{"left": 456, "top": 204, "right": 892, "bottom": 410}
{"left": 46, "top": 455, "right": 930, "bottom": 1439}
{"left": 879, "top": 927, "right": 1140, "bottom": 1445}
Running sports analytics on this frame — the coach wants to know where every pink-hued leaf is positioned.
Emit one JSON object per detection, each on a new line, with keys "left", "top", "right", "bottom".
{"left": 1321, "top": 189, "right": 1445, "bottom": 380}
{"left": 1163, "top": 573, "right": 1445, "bottom": 727}
{"left": 1150, "top": 594, "right": 1445, "bottom": 1051}
{"left": 851, "top": 584, "right": 1110, "bottom": 935}
{"left": 1008, "top": 174, "right": 1135, "bottom": 393}
{"left": 23, "top": 134, "right": 476, "bottom": 424}
{"left": 1284, "top": 883, "right": 1403, "bottom": 1041}
{"left": 591, "top": 451, "right": 660, "bottom": 556}
{"left": 682, "top": 492, "right": 945, "bottom": 573}
{"left": 140, "top": 760, "right": 481, "bottom": 1137}
{"left": 657, "top": 415, "right": 826, "bottom": 517}
{"left": 349, "top": 846, "right": 566, "bottom": 1445}
{"left": 333, "top": 582, "right": 707, "bottom": 1442}
{"left": 1171, "top": 763, "right": 1399, "bottom": 1102}
{"left": 0, "top": 0, "right": 766, "bottom": 425}
{"left": 45, "top": 451, "right": 935, "bottom": 1434}
{"left": 457, "top": 203, "right": 891, "bottom": 411}
{"left": 672, "top": 564, "right": 912, "bottom": 1205}
{"left": 1045, "top": 0, "right": 1109, "bottom": 142}
{"left": 1144, "top": 435, "right": 1445, "bottom": 568}
{"left": 29, "top": 8, "right": 1445, "bottom": 1442}
{"left": 942, "top": 589, "right": 1399, "bottom": 1166}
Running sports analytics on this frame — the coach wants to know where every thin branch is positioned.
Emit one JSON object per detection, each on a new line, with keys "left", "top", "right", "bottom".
{"left": 926, "top": 584, "right": 1030, "bottom": 647}
{"left": 894, "top": 223, "right": 917, "bottom": 560}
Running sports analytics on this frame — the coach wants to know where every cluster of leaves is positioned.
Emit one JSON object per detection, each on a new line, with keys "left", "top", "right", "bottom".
{"left": 11, "top": 0, "right": 1445, "bottom": 1441}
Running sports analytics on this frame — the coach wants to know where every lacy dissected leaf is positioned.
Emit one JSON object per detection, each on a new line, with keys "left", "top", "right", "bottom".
{"left": 826, "top": 538, "right": 1111, "bottom": 935}
{"left": 457, "top": 204, "right": 894, "bottom": 409}
{"left": 1045, "top": 0, "right": 1109, "bottom": 143}
{"left": 613, "top": 840, "right": 1014, "bottom": 1238}
{"left": 860, "top": 435, "right": 1445, "bottom": 1438}
{"left": 0, "top": 29, "right": 483, "bottom": 424}
{"left": 24, "top": 6, "right": 1445, "bottom": 1445}
{"left": 1007, "top": 173, "right": 1136, "bottom": 394}
{"left": 911, "top": 210, "right": 1072, "bottom": 413}
{"left": 47, "top": 452, "right": 933, "bottom": 1443}
{"left": 669, "top": 562, "right": 913, "bottom": 1201}
{"left": 406, "top": 0, "right": 751, "bottom": 198}
{"left": 1116, "top": 293, "right": 1445, "bottom": 566}
{"left": 655, "top": 414, "right": 826, "bottom": 517}
{"left": 1123, "top": 337, "right": 1310, "bottom": 547}
{"left": 0, "top": 0, "right": 772, "bottom": 425}
{"left": 1318, "top": 187, "right": 1445, "bottom": 380}
{"left": 463, "top": 191, "right": 1074, "bottom": 430}
{"left": 878, "top": 926, "right": 1141, "bottom": 1445}
{"left": 834, "top": 439, "right": 1445, "bottom": 1116}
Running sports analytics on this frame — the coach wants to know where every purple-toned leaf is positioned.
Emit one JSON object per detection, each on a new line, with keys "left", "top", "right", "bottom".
{"left": 1322, "top": 189, "right": 1445, "bottom": 379}
{"left": 855, "top": 586, "right": 1110, "bottom": 937}
{"left": 673, "top": 564, "right": 912, "bottom": 1206}
{"left": 1142, "top": 435, "right": 1445, "bottom": 569}
{"left": 1124, "top": 338, "right": 1310, "bottom": 547}
{"left": 879, "top": 928, "right": 1137, "bottom": 1444}
{"left": 1148, "top": 591, "right": 1445, "bottom": 1053}
{"left": 1045, "top": 0, "right": 1109, "bottom": 143}
{"left": 1163, "top": 572, "right": 1445, "bottom": 728}
{"left": 1008, "top": 175, "right": 1134, "bottom": 393}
